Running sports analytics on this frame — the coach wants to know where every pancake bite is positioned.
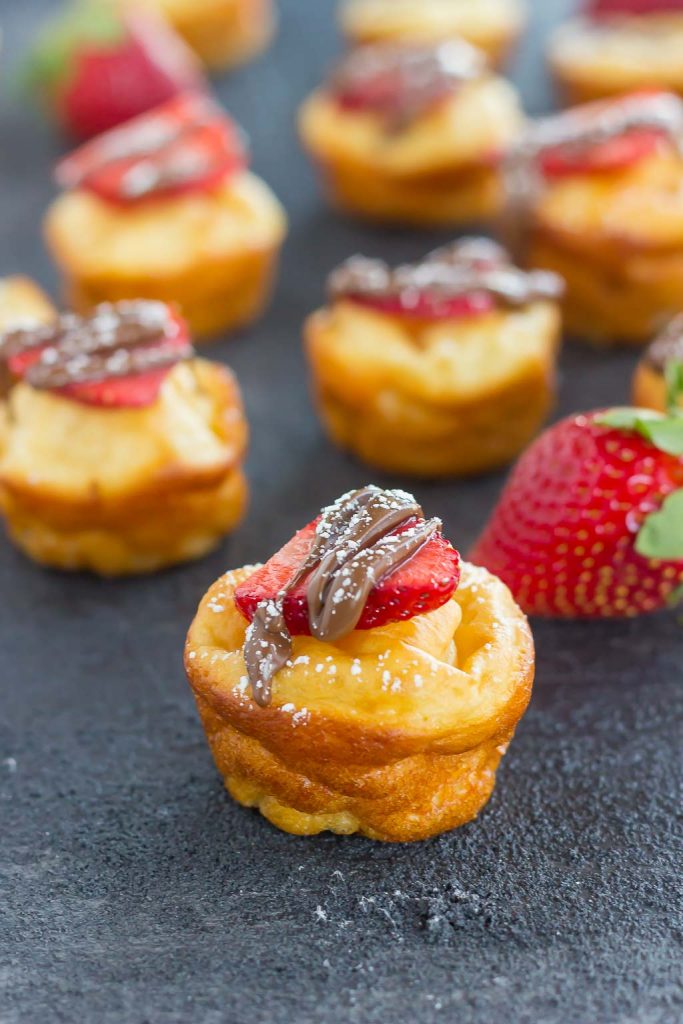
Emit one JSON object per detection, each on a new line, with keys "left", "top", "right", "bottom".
{"left": 0, "top": 300, "right": 248, "bottom": 575}
{"left": 633, "top": 314, "right": 683, "bottom": 411}
{"left": 185, "top": 485, "right": 534, "bottom": 841}
{"left": 339, "top": 0, "right": 527, "bottom": 67}
{"left": 44, "top": 93, "right": 287, "bottom": 340}
{"left": 298, "top": 40, "right": 524, "bottom": 226}
{"left": 305, "top": 238, "right": 563, "bottom": 477}
{"left": 0, "top": 278, "right": 55, "bottom": 332}
{"left": 550, "top": 0, "right": 683, "bottom": 105}
{"left": 138, "top": 0, "right": 276, "bottom": 71}
{"left": 502, "top": 90, "right": 683, "bottom": 345}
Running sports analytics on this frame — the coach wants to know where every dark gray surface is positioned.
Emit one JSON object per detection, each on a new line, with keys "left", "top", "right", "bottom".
{"left": 1, "top": 1, "right": 682, "bottom": 1022}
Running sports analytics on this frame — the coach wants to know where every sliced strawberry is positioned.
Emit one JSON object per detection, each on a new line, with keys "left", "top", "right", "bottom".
{"left": 58, "top": 321, "right": 189, "bottom": 408}
{"left": 540, "top": 126, "right": 664, "bottom": 178}
{"left": 235, "top": 517, "right": 461, "bottom": 635}
{"left": 8, "top": 307, "right": 190, "bottom": 409}
{"left": 55, "top": 93, "right": 246, "bottom": 204}
{"left": 470, "top": 410, "right": 683, "bottom": 618}
{"left": 25, "top": 3, "right": 204, "bottom": 141}
{"left": 586, "top": 0, "right": 683, "bottom": 18}
{"left": 346, "top": 290, "right": 495, "bottom": 321}
{"left": 335, "top": 67, "right": 408, "bottom": 113}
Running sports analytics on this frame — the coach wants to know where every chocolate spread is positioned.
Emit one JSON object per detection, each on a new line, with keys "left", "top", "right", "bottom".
{"left": 243, "top": 486, "right": 441, "bottom": 707}
{"left": 502, "top": 91, "right": 683, "bottom": 256}
{"left": 329, "top": 39, "right": 485, "bottom": 129}
{"left": 645, "top": 314, "right": 683, "bottom": 373}
{"left": 0, "top": 301, "right": 192, "bottom": 393}
{"left": 56, "top": 95, "right": 235, "bottom": 201}
{"left": 328, "top": 237, "right": 564, "bottom": 309}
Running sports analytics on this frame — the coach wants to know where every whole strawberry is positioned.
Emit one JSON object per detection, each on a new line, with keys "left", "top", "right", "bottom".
{"left": 470, "top": 395, "right": 683, "bottom": 618}
{"left": 24, "top": 1, "right": 205, "bottom": 140}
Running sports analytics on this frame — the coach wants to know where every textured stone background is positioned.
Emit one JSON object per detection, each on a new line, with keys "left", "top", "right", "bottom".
{"left": 1, "top": 1, "right": 682, "bottom": 1022}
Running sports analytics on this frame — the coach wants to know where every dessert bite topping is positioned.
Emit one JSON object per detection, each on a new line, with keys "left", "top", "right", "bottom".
{"left": 235, "top": 486, "right": 461, "bottom": 706}
{"left": 55, "top": 92, "right": 247, "bottom": 204}
{"left": 502, "top": 91, "right": 683, "bottom": 254}
{"left": 328, "top": 238, "right": 563, "bottom": 321}
{"left": 329, "top": 39, "right": 485, "bottom": 129}
{"left": 0, "top": 300, "right": 193, "bottom": 408}
{"left": 586, "top": 0, "right": 683, "bottom": 18}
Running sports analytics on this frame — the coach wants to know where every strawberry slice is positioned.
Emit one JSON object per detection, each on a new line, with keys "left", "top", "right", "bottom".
{"left": 24, "top": 2, "right": 205, "bottom": 141}
{"left": 55, "top": 93, "right": 246, "bottom": 205}
{"left": 335, "top": 67, "right": 408, "bottom": 113}
{"left": 586, "top": 0, "right": 683, "bottom": 18}
{"left": 8, "top": 306, "right": 191, "bottom": 409}
{"left": 346, "top": 291, "right": 495, "bottom": 320}
{"left": 58, "top": 322, "right": 189, "bottom": 408}
{"left": 540, "top": 126, "right": 664, "bottom": 178}
{"left": 235, "top": 517, "right": 461, "bottom": 635}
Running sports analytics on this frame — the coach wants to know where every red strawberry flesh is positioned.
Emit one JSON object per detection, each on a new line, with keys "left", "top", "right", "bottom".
{"left": 470, "top": 411, "right": 683, "bottom": 618}
{"left": 586, "top": 0, "right": 683, "bottom": 18}
{"left": 335, "top": 68, "right": 407, "bottom": 112}
{"left": 346, "top": 290, "right": 495, "bottom": 321}
{"left": 540, "top": 126, "right": 664, "bottom": 178}
{"left": 56, "top": 93, "right": 246, "bottom": 205}
{"left": 60, "top": 11, "right": 204, "bottom": 140}
{"left": 235, "top": 517, "right": 461, "bottom": 635}
{"left": 8, "top": 308, "right": 190, "bottom": 410}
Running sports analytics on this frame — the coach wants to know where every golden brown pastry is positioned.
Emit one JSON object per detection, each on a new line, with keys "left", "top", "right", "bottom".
{"left": 185, "top": 486, "right": 534, "bottom": 842}
{"left": 632, "top": 313, "right": 683, "bottom": 410}
{"left": 0, "top": 300, "right": 248, "bottom": 575}
{"left": 44, "top": 93, "right": 286, "bottom": 340}
{"left": 501, "top": 90, "right": 683, "bottom": 345}
{"left": 305, "top": 238, "right": 563, "bottom": 477}
{"left": 339, "top": 0, "right": 526, "bottom": 67}
{"left": 130, "top": 0, "right": 275, "bottom": 70}
{"left": 549, "top": 2, "right": 683, "bottom": 104}
{"left": 299, "top": 40, "right": 524, "bottom": 226}
{"left": 0, "top": 277, "right": 56, "bottom": 332}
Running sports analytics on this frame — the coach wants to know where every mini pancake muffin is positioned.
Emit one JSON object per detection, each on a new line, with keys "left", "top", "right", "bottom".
{"left": 299, "top": 39, "right": 524, "bottom": 226}
{"left": 0, "top": 300, "right": 248, "bottom": 575}
{"left": 44, "top": 93, "right": 287, "bottom": 340}
{"left": 305, "top": 238, "right": 563, "bottom": 477}
{"left": 502, "top": 90, "right": 683, "bottom": 345}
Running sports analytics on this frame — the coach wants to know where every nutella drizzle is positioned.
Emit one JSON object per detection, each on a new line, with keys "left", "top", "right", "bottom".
{"left": 243, "top": 486, "right": 441, "bottom": 707}
{"left": 0, "top": 301, "right": 192, "bottom": 393}
{"left": 328, "top": 237, "right": 564, "bottom": 310}
{"left": 502, "top": 91, "right": 683, "bottom": 257}
{"left": 645, "top": 314, "right": 683, "bottom": 373}
{"left": 57, "top": 95, "right": 241, "bottom": 202}
{"left": 329, "top": 39, "right": 485, "bottom": 130}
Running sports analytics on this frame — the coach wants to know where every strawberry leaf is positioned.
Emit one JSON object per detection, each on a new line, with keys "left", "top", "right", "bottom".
{"left": 665, "top": 359, "right": 683, "bottom": 414}
{"left": 644, "top": 418, "right": 683, "bottom": 456}
{"left": 595, "top": 407, "right": 661, "bottom": 430}
{"left": 635, "top": 489, "right": 683, "bottom": 560}
{"left": 596, "top": 407, "right": 683, "bottom": 456}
